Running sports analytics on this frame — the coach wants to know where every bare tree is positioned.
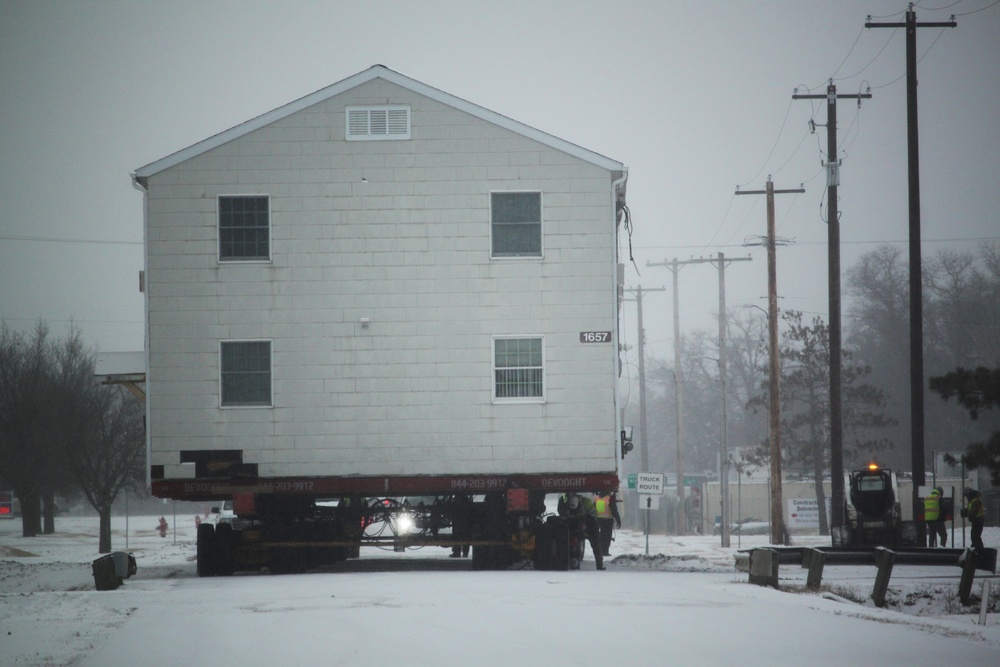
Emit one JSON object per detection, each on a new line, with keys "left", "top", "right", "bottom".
{"left": 50, "top": 333, "right": 145, "bottom": 553}
{"left": 1, "top": 324, "right": 145, "bottom": 550}
{"left": 848, "top": 244, "right": 1000, "bottom": 475}
{"left": 721, "top": 308, "right": 770, "bottom": 460}
{"left": 0, "top": 323, "right": 58, "bottom": 537}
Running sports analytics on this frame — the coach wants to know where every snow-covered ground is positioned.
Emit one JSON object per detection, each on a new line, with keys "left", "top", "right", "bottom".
{"left": 1, "top": 514, "right": 998, "bottom": 666}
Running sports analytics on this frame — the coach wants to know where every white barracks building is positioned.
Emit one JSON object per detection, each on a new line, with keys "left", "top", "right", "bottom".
{"left": 132, "top": 65, "right": 629, "bottom": 494}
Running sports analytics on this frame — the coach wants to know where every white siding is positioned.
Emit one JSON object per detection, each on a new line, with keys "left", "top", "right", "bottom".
{"left": 145, "top": 78, "right": 619, "bottom": 478}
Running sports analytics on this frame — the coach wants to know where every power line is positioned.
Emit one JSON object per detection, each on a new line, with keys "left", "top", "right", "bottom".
{"left": 916, "top": 1, "right": 963, "bottom": 11}
{"left": 831, "top": 25, "right": 900, "bottom": 84}
{"left": 737, "top": 98, "right": 797, "bottom": 188}
{"left": 953, "top": 0, "right": 1000, "bottom": 15}
{"left": 0, "top": 315, "right": 142, "bottom": 326}
{"left": 0, "top": 234, "right": 142, "bottom": 247}
{"left": 639, "top": 235, "right": 999, "bottom": 251}
{"left": 828, "top": 26, "right": 868, "bottom": 81}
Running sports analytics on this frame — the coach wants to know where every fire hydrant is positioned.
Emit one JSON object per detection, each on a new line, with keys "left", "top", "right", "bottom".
{"left": 158, "top": 516, "right": 168, "bottom": 538}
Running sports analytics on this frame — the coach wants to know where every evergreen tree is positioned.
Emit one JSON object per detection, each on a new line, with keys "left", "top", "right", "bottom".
{"left": 748, "top": 311, "right": 895, "bottom": 534}
{"left": 929, "top": 367, "right": 1000, "bottom": 486}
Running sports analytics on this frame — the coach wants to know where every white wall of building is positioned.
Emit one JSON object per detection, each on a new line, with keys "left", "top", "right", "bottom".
{"left": 144, "top": 78, "right": 622, "bottom": 479}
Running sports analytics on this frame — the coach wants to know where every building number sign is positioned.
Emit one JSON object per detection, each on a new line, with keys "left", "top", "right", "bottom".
{"left": 579, "top": 331, "right": 612, "bottom": 343}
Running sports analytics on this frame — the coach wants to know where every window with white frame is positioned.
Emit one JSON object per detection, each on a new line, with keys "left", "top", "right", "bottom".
{"left": 218, "top": 195, "right": 270, "bottom": 261}
{"left": 491, "top": 191, "right": 542, "bottom": 258}
{"left": 493, "top": 337, "right": 544, "bottom": 401}
{"left": 346, "top": 105, "right": 411, "bottom": 140}
{"left": 221, "top": 341, "right": 272, "bottom": 407}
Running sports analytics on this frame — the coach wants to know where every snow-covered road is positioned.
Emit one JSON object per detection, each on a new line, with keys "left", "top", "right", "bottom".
{"left": 2, "top": 516, "right": 998, "bottom": 666}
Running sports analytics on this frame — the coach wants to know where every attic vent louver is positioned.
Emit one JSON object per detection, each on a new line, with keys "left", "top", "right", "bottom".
{"left": 346, "top": 105, "right": 410, "bottom": 141}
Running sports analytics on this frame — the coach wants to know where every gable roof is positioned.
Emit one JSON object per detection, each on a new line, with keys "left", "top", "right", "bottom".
{"left": 133, "top": 65, "right": 625, "bottom": 182}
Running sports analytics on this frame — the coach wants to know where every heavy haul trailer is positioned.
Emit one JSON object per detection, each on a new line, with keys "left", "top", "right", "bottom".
{"left": 133, "top": 66, "right": 629, "bottom": 575}
{"left": 164, "top": 472, "right": 619, "bottom": 575}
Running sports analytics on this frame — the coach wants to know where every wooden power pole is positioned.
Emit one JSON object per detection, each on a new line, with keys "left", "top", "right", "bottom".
{"left": 792, "top": 81, "right": 871, "bottom": 535}
{"left": 737, "top": 178, "right": 804, "bottom": 546}
{"left": 647, "top": 257, "right": 713, "bottom": 535}
{"left": 867, "top": 5, "right": 955, "bottom": 544}
{"left": 707, "top": 252, "right": 752, "bottom": 548}
{"left": 623, "top": 285, "right": 666, "bottom": 475}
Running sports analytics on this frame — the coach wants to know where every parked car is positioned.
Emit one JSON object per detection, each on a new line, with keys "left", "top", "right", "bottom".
{"left": 213, "top": 500, "right": 236, "bottom": 526}
{"left": 0, "top": 490, "right": 15, "bottom": 519}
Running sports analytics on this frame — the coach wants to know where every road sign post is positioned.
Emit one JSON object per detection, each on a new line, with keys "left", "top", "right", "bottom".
{"left": 637, "top": 474, "right": 664, "bottom": 555}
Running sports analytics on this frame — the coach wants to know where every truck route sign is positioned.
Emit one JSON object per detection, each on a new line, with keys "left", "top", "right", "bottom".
{"left": 636, "top": 473, "right": 664, "bottom": 495}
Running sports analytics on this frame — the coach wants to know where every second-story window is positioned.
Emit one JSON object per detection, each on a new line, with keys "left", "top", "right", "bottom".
{"left": 491, "top": 191, "right": 542, "bottom": 258}
{"left": 219, "top": 195, "right": 270, "bottom": 261}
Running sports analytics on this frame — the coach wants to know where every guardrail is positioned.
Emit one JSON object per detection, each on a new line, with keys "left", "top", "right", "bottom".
{"left": 738, "top": 546, "right": 997, "bottom": 608}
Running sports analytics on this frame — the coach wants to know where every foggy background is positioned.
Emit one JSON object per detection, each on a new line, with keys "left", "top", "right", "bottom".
{"left": 2, "top": 1, "right": 998, "bottom": 482}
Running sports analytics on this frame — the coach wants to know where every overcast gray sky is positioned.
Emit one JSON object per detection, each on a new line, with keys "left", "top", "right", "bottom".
{"left": 2, "top": 1, "right": 998, "bottom": 369}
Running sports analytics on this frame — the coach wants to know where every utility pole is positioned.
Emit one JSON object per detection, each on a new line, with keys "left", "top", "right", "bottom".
{"left": 623, "top": 285, "right": 666, "bottom": 476}
{"left": 793, "top": 81, "right": 871, "bottom": 536}
{"left": 646, "top": 257, "right": 714, "bottom": 535}
{"left": 707, "top": 252, "right": 752, "bottom": 548}
{"left": 867, "top": 5, "right": 956, "bottom": 545}
{"left": 737, "top": 178, "right": 804, "bottom": 546}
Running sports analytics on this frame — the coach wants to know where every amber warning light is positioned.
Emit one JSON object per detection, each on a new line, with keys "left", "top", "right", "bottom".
{"left": 867, "top": 462, "right": 880, "bottom": 471}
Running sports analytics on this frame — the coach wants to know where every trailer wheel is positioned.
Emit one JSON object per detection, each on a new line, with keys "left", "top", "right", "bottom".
{"left": 472, "top": 543, "right": 513, "bottom": 570}
{"left": 197, "top": 523, "right": 217, "bottom": 577}
{"left": 214, "top": 523, "right": 235, "bottom": 576}
{"left": 533, "top": 523, "right": 554, "bottom": 571}
{"left": 472, "top": 544, "right": 493, "bottom": 570}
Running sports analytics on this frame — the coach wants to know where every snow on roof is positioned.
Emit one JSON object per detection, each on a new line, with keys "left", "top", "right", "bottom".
{"left": 94, "top": 350, "right": 145, "bottom": 380}
{"left": 133, "top": 64, "right": 625, "bottom": 182}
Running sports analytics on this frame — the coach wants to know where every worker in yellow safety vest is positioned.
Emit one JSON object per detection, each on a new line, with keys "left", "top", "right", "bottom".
{"left": 923, "top": 486, "right": 946, "bottom": 547}
{"left": 961, "top": 488, "right": 986, "bottom": 551}
{"left": 558, "top": 493, "right": 605, "bottom": 570}
{"left": 593, "top": 493, "right": 622, "bottom": 557}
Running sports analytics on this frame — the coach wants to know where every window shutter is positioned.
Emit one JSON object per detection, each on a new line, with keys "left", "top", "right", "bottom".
{"left": 387, "top": 108, "right": 409, "bottom": 136}
{"left": 347, "top": 109, "right": 369, "bottom": 137}
{"left": 369, "top": 109, "right": 388, "bottom": 135}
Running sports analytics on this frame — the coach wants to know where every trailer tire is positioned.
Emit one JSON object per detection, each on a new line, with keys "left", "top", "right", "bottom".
{"left": 214, "top": 523, "right": 235, "bottom": 576}
{"left": 197, "top": 523, "right": 216, "bottom": 577}
{"left": 472, "top": 544, "right": 504, "bottom": 570}
{"left": 548, "top": 518, "right": 572, "bottom": 571}
{"left": 472, "top": 544, "right": 490, "bottom": 570}
{"left": 533, "top": 524, "right": 552, "bottom": 570}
